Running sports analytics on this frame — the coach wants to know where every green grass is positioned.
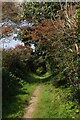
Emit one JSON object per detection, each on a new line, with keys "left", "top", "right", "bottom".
{"left": 33, "top": 82, "right": 80, "bottom": 119}
{"left": 3, "top": 82, "right": 38, "bottom": 118}
{"left": 29, "top": 71, "right": 52, "bottom": 80}
{"left": 2, "top": 71, "right": 52, "bottom": 119}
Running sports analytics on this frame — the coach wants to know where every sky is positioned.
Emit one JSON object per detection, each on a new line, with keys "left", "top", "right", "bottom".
{"left": 0, "top": 35, "right": 24, "bottom": 49}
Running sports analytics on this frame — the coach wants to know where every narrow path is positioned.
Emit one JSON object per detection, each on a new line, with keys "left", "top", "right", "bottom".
{"left": 23, "top": 85, "right": 42, "bottom": 118}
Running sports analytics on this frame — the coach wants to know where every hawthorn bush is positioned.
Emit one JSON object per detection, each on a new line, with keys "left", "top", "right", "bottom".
{"left": 2, "top": 45, "right": 34, "bottom": 98}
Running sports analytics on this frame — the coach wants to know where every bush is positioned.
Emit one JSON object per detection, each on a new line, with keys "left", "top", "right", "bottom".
{"left": 2, "top": 45, "right": 33, "bottom": 98}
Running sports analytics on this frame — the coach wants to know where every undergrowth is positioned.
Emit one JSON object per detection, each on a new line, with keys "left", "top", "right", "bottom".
{"left": 2, "top": 81, "right": 38, "bottom": 118}
{"left": 33, "top": 82, "right": 80, "bottom": 119}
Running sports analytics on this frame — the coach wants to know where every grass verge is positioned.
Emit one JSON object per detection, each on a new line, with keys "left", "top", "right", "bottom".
{"left": 2, "top": 81, "right": 38, "bottom": 118}
{"left": 33, "top": 82, "right": 80, "bottom": 119}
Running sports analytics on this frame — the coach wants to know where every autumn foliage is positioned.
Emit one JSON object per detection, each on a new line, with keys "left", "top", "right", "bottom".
{"left": 2, "top": 26, "right": 12, "bottom": 36}
{"left": 19, "top": 3, "right": 80, "bottom": 91}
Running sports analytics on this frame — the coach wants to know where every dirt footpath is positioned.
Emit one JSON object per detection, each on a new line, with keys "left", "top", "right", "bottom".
{"left": 23, "top": 85, "right": 42, "bottom": 118}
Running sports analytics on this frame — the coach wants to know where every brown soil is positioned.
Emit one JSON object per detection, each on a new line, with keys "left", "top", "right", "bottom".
{"left": 23, "top": 85, "right": 42, "bottom": 118}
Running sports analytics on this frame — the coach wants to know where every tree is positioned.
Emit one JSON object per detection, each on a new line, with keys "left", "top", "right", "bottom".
{"left": 22, "top": 2, "right": 61, "bottom": 22}
{"left": 2, "top": 2, "right": 22, "bottom": 22}
{"left": 19, "top": 2, "right": 80, "bottom": 90}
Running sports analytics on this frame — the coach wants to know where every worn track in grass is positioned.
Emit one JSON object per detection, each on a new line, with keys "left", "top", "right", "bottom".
{"left": 23, "top": 85, "right": 42, "bottom": 118}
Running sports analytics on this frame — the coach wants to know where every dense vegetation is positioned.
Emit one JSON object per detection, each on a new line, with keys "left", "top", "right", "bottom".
{"left": 19, "top": 2, "right": 80, "bottom": 95}
{"left": 2, "top": 2, "right": 80, "bottom": 119}
{"left": 34, "top": 83, "right": 80, "bottom": 118}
